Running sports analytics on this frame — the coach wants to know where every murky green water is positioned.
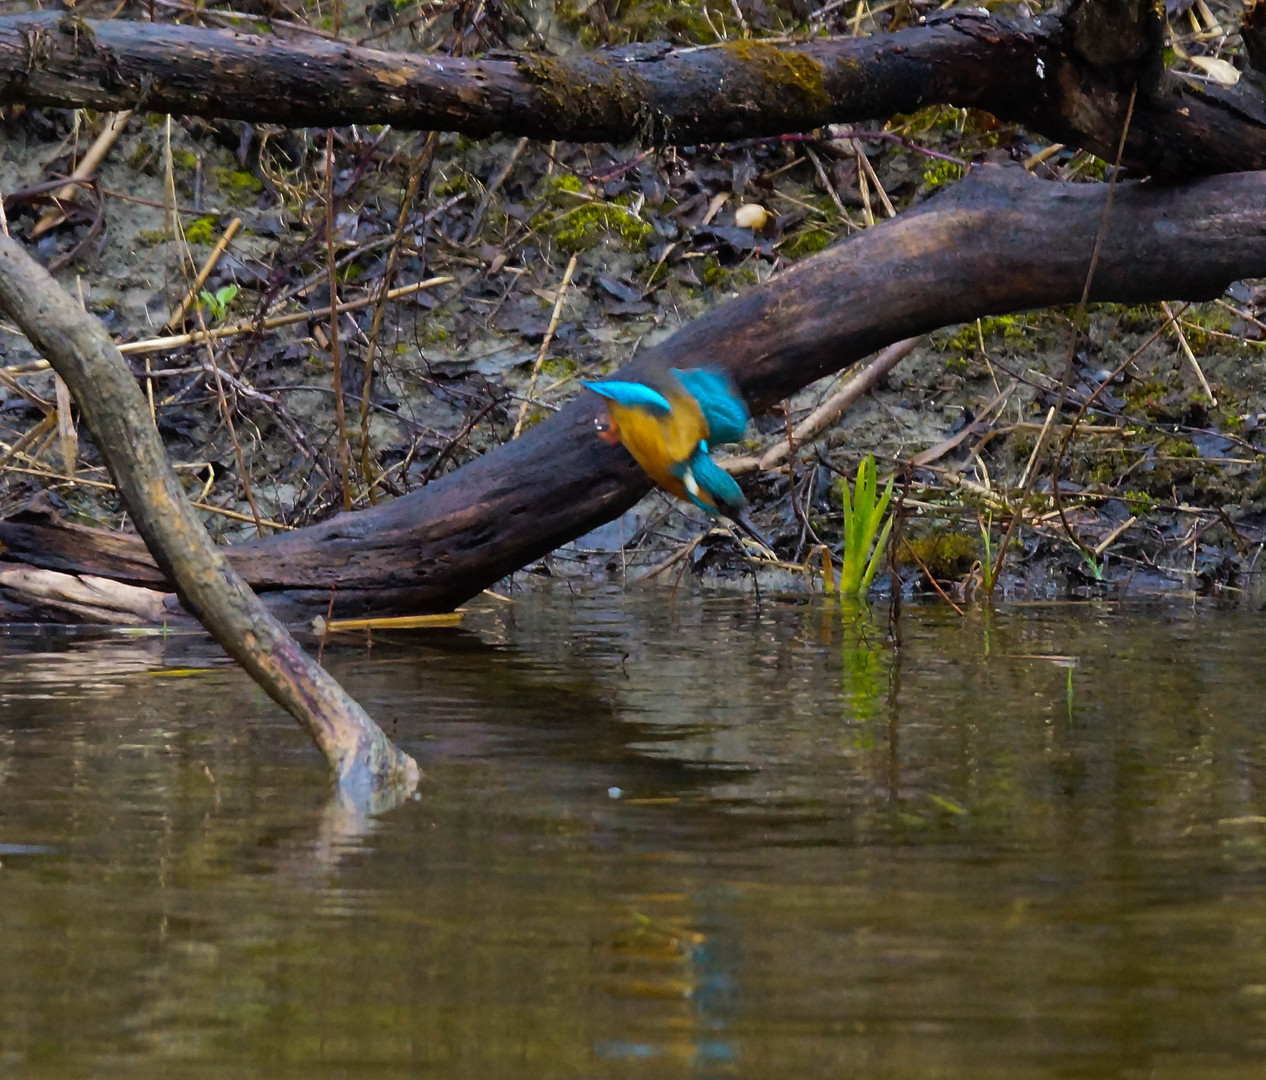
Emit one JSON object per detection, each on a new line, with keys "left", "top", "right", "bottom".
{"left": 4, "top": 593, "right": 1266, "bottom": 1078}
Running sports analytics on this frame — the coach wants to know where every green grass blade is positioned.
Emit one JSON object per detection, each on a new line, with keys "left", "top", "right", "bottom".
{"left": 837, "top": 456, "right": 894, "bottom": 596}
{"left": 860, "top": 514, "right": 894, "bottom": 592}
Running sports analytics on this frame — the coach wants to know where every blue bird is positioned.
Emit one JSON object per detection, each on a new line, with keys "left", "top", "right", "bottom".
{"left": 582, "top": 367, "right": 768, "bottom": 545}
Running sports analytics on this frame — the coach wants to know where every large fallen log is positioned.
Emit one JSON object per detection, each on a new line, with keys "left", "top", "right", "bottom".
{"left": 4, "top": 167, "right": 1265, "bottom": 618}
{"left": 0, "top": 6, "right": 1263, "bottom": 179}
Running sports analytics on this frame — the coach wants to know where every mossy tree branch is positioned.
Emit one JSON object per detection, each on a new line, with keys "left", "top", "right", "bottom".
{"left": 0, "top": 8, "right": 1264, "bottom": 179}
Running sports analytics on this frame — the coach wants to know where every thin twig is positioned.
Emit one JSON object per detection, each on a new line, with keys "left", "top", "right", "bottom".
{"left": 726, "top": 337, "right": 920, "bottom": 474}
{"left": 1161, "top": 300, "right": 1216, "bottom": 404}
{"left": 1092, "top": 515, "right": 1138, "bottom": 558}
{"left": 635, "top": 533, "right": 705, "bottom": 582}
{"left": 804, "top": 144, "right": 850, "bottom": 220}
{"left": 192, "top": 304, "right": 264, "bottom": 536}
{"left": 359, "top": 133, "right": 435, "bottom": 505}
{"left": 901, "top": 537, "right": 966, "bottom": 615}
{"left": 163, "top": 217, "right": 242, "bottom": 332}
{"left": 466, "top": 136, "right": 527, "bottom": 241}
{"left": 0, "top": 411, "right": 57, "bottom": 472}
{"left": 326, "top": 130, "right": 352, "bottom": 512}
{"left": 0, "top": 462, "right": 292, "bottom": 529}
{"left": 1053, "top": 302, "right": 1188, "bottom": 464}
{"left": 151, "top": 0, "right": 343, "bottom": 40}
{"left": 113, "top": 277, "right": 452, "bottom": 357}
{"left": 31, "top": 111, "right": 133, "bottom": 238}
{"left": 513, "top": 254, "right": 578, "bottom": 438}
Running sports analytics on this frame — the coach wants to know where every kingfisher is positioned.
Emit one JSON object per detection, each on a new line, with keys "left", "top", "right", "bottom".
{"left": 582, "top": 367, "right": 767, "bottom": 544}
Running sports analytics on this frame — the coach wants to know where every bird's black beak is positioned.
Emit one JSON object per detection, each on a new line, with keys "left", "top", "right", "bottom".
{"left": 729, "top": 510, "right": 773, "bottom": 553}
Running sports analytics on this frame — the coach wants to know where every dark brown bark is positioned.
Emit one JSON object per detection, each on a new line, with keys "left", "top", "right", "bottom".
{"left": 5, "top": 168, "right": 1266, "bottom": 617}
{"left": 0, "top": 9, "right": 1264, "bottom": 179}
{"left": 0, "top": 233, "right": 417, "bottom": 803}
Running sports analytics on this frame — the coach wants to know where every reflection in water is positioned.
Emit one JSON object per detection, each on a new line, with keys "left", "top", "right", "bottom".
{"left": 5, "top": 594, "right": 1266, "bottom": 1077}
{"left": 838, "top": 598, "right": 893, "bottom": 735}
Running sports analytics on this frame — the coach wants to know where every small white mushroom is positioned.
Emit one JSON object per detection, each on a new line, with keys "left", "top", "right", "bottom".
{"left": 734, "top": 203, "right": 769, "bottom": 230}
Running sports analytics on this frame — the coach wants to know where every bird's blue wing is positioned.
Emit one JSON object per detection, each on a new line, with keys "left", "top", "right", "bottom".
{"left": 690, "top": 450, "right": 746, "bottom": 516}
{"left": 581, "top": 380, "right": 671, "bottom": 415}
{"left": 671, "top": 443, "right": 746, "bottom": 517}
{"left": 671, "top": 368, "right": 749, "bottom": 444}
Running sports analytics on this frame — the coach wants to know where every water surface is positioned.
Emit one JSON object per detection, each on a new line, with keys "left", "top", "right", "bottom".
{"left": 4, "top": 592, "right": 1266, "bottom": 1078}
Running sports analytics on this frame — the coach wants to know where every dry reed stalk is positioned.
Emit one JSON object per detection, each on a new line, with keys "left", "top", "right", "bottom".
{"left": 513, "top": 254, "right": 578, "bottom": 438}
{"left": 725, "top": 337, "right": 920, "bottom": 475}
{"left": 31, "top": 111, "right": 133, "bottom": 238}
{"left": 163, "top": 217, "right": 243, "bottom": 332}
{"left": 1092, "top": 515, "right": 1138, "bottom": 558}
{"left": 314, "top": 612, "right": 464, "bottom": 633}
{"left": 1024, "top": 143, "right": 1064, "bottom": 170}
{"left": 804, "top": 144, "right": 849, "bottom": 220}
{"left": 855, "top": 144, "right": 896, "bottom": 217}
{"left": 326, "top": 129, "right": 353, "bottom": 512}
{"left": 1161, "top": 300, "right": 1216, "bottom": 404}
{"left": 54, "top": 374, "right": 77, "bottom": 477}
{"left": 1019, "top": 406, "right": 1056, "bottom": 490}
{"left": 359, "top": 133, "right": 435, "bottom": 505}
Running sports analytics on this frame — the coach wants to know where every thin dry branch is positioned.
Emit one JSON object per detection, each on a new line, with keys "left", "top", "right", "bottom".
{"left": 163, "top": 216, "right": 242, "bottom": 332}
{"left": 726, "top": 336, "right": 922, "bottom": 475}
{"left": 30, "top": 110, "right": 132, "bottom": 238}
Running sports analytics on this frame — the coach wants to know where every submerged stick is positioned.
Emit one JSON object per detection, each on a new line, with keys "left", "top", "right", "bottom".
{"left": 0, "top": 232, "right": 418, "bottom": 807}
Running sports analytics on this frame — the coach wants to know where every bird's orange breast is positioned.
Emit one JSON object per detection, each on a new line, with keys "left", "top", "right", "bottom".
{"left": 604, "top": 390, "right": 708, "bottom": 501}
